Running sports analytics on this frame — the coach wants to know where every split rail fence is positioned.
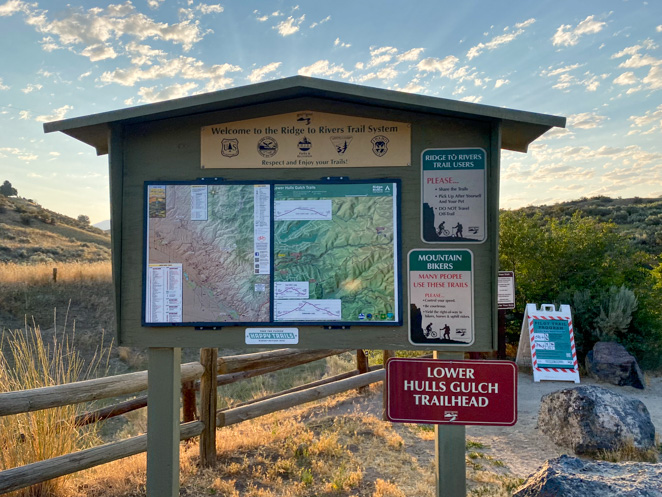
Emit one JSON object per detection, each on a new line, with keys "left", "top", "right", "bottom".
{"left": 0, "top": 348, "right": 391, "bottom": 495}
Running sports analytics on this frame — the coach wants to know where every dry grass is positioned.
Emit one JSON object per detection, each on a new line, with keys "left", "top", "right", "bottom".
{"left": 56, "top": 386, "right": 525, "bottom": 497}
{"left": 0, "top": 261, "right": 112, "bottom": 285}
{"left": 0, "top": 324, "right": 111, "bottom": 497}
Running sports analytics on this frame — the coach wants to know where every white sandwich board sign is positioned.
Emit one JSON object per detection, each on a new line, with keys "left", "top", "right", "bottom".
{"left": 520, "top": 303, "right": 580, "bottom": 383}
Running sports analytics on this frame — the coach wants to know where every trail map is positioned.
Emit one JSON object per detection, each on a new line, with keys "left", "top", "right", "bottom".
{"left": 144, "top": 180, "right": 400, "bottom": 326}
{"left": 146, "top": 184, "right": 270, "bottom": 324}
{"left": 273, "top": 182, "right": 399, "bottom": 323}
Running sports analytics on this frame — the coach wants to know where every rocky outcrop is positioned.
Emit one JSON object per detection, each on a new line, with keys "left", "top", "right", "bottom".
{"left": 537, "top": 385, "right": 655, "bottom": 455}
{"left": 513, "top": 455, "right": 662, "bottom": 497}
{"left": 585, "top": 341, "right": 645, "bottom": 389}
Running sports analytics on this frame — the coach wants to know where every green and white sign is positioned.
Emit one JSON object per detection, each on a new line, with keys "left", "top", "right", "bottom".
{"left": 531, "top": 319, "right": 574, "bottom": 368}
{"left": 421, "top": 148, "right": 486, "bottom": 243}
{"left": 408, "top": 249, "right": 474, "bottom": 346}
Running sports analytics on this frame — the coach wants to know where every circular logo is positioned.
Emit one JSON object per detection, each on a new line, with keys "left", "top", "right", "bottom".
{"left": 257, "top": 136, "right": 278, "bottom": 157}
{"left": 297, "top": 136, "right": 312, "bottom": 152}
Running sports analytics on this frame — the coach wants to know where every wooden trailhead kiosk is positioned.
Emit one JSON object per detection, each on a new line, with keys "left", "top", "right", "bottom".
{"left": 45, "top": 76, "right": 565, "bottom": 496}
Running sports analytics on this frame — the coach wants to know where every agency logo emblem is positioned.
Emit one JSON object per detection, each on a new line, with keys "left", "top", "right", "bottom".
{"left": 371, "top": 135, "right": 389, "bottom": 157}
{"left": 330, "top": 135, "right": 353, "bottom": 155}
{"left": 257, "top": 136, "right": 278, "bottom": 157}
{"left": 221, "top": 138, "right": 239, "bottom": 157}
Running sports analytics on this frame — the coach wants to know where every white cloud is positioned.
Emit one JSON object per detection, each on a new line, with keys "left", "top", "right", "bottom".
{"left": 134, "top": 82, "right": 199, "bottom": 103}
{"left": 310, "top": 15, "right": 330, "bottom": 29}
{"left": 542, "top": 64, "right": 601, "bottom": 92}
{"left": 35, "top": 105, "right": 73, "bottom": 123}
{"left": 397, "top": 48, "right": 424, "bottom": 62}
{"left": 247, "top": 62, "right": 281, "bottom": 83}
{"left": 552, "top": 15, "right": 607, "bottom": 47}
{"left": 19, "top": 110, "right": 31, "bottom": 120}
{"left": 613, "top": 71, "right": 638, "bottom": 86}
{"left": 275, "top": 15, "right": 305, "bottom": 36}
{"left": 568, "top": 112, "right": 608, "bottom": 129}
{"left": 417, "top": 56, "right": 459, "bottom": 77}
{"left": 642, "top": 65, "right": 662, "bottom": 90}
{"left": 628, "top": 104, "right": 662, "bottom": 135}
{"left": 494, "top": 79, "right": 509, "bottom": 88}
{"left": 467, "top": 18, "right": 535, "bottom": 59}
{"left": 11, "top": 1, "right": 207, "bottom": 61}
{"left": 0, "top": 0, "right": 29, "bottom": 16}
{"left": 100, "top": 56, "right": 241, "bottom": 91}
{"left": 399, "top": 80, "right": 425, "bottom": 93}
{"left": 147, "top": 0, "right": 164, "bottom": 9}
{"left": 334, "top": 37, "right": 351, "bottom": 48}
{"left": 0, "top": 78, "right": 9, "bottom": 90}
{"left": 21, "top": 83, "right": 43, "bottom": 94}
{"left": 298, "top": 60, "right": 351, "bottom": 78}
{"left": 460, "top": 95, "right": 483, "bottom": 103}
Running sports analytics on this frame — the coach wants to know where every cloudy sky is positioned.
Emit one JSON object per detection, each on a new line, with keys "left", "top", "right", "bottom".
{"left": 1, "top": 0, "right": 661, "bottom": 224}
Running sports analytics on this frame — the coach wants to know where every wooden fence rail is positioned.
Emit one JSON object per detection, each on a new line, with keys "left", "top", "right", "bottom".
{"left": 0, "top": 348, "right": 380, "bottom": 495}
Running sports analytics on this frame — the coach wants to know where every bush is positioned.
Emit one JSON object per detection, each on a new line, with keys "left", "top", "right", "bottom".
{"left": 500, "top": 210, "right": 662, "bottom": 365}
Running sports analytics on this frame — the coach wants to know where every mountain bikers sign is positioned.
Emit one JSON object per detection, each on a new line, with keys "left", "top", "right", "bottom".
{"left": 408, "top": 249, "right": 474, "bottom": 346}
{"left": 421, "top": 148, "right": 486, "bottom": 243}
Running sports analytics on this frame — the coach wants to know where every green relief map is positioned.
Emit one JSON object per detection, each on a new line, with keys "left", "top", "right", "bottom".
{"left": 146, "top": 184, "right": 270, "bottom": 324}
{"left": 273, "top": 183, "right": 399, "bottom": 323}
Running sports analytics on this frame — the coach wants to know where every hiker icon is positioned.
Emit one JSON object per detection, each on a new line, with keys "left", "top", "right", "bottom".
{"left": 453, "top": 222, "right": 463, "bottom": 238}
{"left": 442, "top": 324, "right": 451, "bottom": 340}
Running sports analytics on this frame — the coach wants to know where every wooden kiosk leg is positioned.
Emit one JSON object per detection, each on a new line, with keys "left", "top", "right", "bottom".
{"left": 433, "top": 351, "right": 466, "bottom": 497}
{"left": 147, "top": 347, "right": 182, "bottom": 497}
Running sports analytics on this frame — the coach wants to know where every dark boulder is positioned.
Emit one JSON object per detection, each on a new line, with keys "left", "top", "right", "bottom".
{"left": 585, "top": 341, "right": 645, "bottom": 389}
{"left": 538, "top": 385, "right": 655, "bottom": 455}
{"left": 513, "top": 455, "right": 662, "bottom": 497}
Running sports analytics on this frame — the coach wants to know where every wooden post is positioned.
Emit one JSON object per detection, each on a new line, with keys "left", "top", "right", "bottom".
{"left": 498, "top": 309, "right": 507, "bottom": 359}
{"left": 382, "top": 350, "right": 394, "bottom": 420}
{"left": 433, "top": 350, "right": 466, "bottom": 497}
{"left": 181, "top": 381, "right": 196, "bottom": 422}
{"left": 147, "top": 347, "right": 181, "bottom": 497}
{"left": 52, "top": 267, "right": 57, "bottom": 283}
{"left": 199, "top": 348, "right": 218, "bottom": 467}
{"left": 356, "top": 350, "right": 369, "bottom": 394}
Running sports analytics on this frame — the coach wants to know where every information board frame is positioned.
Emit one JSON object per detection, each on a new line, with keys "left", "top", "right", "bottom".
{"left": 142, "top": 178, "right": 403, "bottom": 329}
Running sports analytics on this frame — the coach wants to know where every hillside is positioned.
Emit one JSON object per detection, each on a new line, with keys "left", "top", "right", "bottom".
{"left": 0, "top": 195, "right": 110, "bottom": 263}
{"left": 507, "top": 196, "right": 662, "bottom": 257}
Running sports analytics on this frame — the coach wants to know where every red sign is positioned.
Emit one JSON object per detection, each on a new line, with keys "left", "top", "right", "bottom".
{"left": 386, "top": 358, "right": 517, "bottom": 426}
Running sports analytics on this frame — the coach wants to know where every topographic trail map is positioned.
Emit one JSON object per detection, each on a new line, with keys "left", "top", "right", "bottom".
{"left": 273, "top": 182, "right": 399, "bottom": 323}
{"left": 145, "top": 183, "right": 270, "bottom": 324}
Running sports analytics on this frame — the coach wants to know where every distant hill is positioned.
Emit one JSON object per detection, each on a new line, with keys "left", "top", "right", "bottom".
{"left": 0, "top": 195, "right": 110, "bottom": 263}
{"left": 93, "top": 219, "right": 111, "bottom": 231}
{"left": 509, "top": 196, "right": 662, "bottom": 256}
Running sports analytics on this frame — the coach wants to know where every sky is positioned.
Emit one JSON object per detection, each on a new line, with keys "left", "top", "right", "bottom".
{"left": 1, "top": 0, "right": 661, "bottom": 225}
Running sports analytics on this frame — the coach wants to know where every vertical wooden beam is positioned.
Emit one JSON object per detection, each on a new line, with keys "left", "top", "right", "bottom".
{"left": 356, "top": 350, "right": 369, "bottom": 394}
{"left": 433, "top": 351, "right": 466, "bottom": 497}
{"left": 182, "top": 381, "right": 197, "bottom": 422}
{"left": 382, "top": 350, "right": 395, "bottom": 420}
{"left": 199, "top": 347, "right": 218, "bottom": 467}
{"left": 147, "top": 347, "right": 181, "bottom": 497}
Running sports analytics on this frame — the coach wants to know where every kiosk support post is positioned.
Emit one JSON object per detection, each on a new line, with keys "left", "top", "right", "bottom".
{"left": 147, "top": 347, "right": 182, "bottom": 497}
{"left": 433, "top": 351, "right": 466, "bottom": 497}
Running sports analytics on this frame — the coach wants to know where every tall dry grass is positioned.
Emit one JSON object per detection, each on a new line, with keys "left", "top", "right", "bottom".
{"left": 0, "top": 323, "right": 110, "bottom": 496}
{"left": 0, "top": 261, "right": 112, "bottom": 285}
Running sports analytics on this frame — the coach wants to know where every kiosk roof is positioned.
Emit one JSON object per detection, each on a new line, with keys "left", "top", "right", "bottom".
{"left": 44, "top": 76, "right": 564, "bottom": 155}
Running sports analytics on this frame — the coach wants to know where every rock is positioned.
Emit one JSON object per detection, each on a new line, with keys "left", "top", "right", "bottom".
{"left": 585, "top": 341, "right": 645, "bottom": 389}
{"left": 513, "top": 455, "right": 662, "bottom": 497}
{"left": 538, "top": 385, "right": 655, "bottom": 455}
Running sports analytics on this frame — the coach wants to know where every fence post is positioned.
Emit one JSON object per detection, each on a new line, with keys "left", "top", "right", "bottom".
{"left": 147, "top": 347, "right": 181, "bottom": 497}
{"left": 182, "top": 381, "right": 196, "bottom": 422}
{"left": 52, "top": 267, "right": 57, "bottom": 283}
{"left": 199, "top": 348, "right": 218, "bottom": 467}
{"left": 356, "top": 350, "right": 369, "bottom": 394}
{"left": 382, "top": 350, "right": 394, "bottom": 420}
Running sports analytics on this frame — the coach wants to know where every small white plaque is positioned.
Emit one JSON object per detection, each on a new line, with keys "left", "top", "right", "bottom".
{"left": 245, "top": 328, "right": 299, "bottom": 345}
